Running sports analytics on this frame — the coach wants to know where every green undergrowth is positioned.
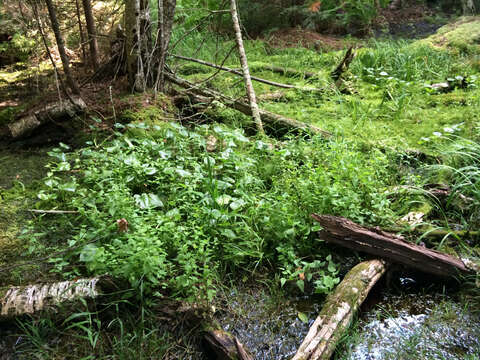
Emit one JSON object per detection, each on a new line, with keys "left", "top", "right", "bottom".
{"left": 173, "top": 25, "right": 480, "bottom": 151}
{"left": 26, "top": 122, "right": 399, "bottom": 301}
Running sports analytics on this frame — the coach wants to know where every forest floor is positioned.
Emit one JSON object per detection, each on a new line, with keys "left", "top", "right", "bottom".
{"left": 1, "top": 11, "right": 480, "bottom": 360}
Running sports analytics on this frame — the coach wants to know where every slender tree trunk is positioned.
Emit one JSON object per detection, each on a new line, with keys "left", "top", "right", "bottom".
{"left": 44, "top": 0, "right": 80, "bottom": 95}
{"left": 82, "top": 0, "right": 100, "bottom": 71}
{"left": 125, "top": 0, "right": 137, "bottom": 88}
{"left": 155, "top": 0, "right": 176, "bottom": 92}
{"left": 74, "top": 0, "right": 88, "bottom": 64}
{"left": 230, "top": 0, "right": 264, "bottom": 134}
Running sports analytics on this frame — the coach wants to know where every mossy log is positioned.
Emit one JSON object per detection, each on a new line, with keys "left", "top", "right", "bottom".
{"left": 0, "top": 276, "right": 111, "bottom": 320}
{"left": 250, "top": 64, "right": 317, "bottom": 80}
{"left": 292, "top": 259, "right": 387, "bottom": 360}
{"left": 311, "top": 214, "right": 472, "bottom": 278}
{"left": 4, "top": 96, "right": 86, "bottom": 139}
{"left": 166, "top": 73, "right": 331, "bottom": 136}
{"left": 204, "top": 329, "right": 253, "bottom": 360}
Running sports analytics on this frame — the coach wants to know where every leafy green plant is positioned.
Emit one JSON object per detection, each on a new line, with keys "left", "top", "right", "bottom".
{"left": 29, "top": 122, "right": 395, "bottom": 302}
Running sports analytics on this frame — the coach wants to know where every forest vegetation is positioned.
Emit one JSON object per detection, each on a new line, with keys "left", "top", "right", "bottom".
{"left": 0, "top": 0, "right": 480, "bottom": 359}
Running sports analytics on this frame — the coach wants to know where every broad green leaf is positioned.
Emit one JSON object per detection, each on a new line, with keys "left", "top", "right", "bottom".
{"left": 134, "top": 193, "right": 164, "bottom": 209}
{"left": 298, "top": 312, "right": 309, "bottom": 324}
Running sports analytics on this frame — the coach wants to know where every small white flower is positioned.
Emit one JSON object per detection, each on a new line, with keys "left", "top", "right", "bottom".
{"left": 433, "top": 132, "right": 442, "bottom": 137}
{"left": 444, "top": 127, "right": 454, "bottom": 133}
{"left": 380, "top": 71, "right": 388, "bottom": 76}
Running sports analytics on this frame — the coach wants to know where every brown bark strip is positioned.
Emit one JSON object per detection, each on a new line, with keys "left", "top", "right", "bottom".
{"left": 292, "top": 260, "right": 386, "bottom": 360}
{"left": 166, "top": 73, "right": 331, "bottom": 136}
{"left": 311, "top": 214, "right": 471, "bottom": 278}
{"left": 230, "top": 0, "right": 264, "bottom": 134}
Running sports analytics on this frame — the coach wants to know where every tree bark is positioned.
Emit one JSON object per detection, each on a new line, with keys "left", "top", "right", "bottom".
{"left": 0, "top": 277, "right": 112, "bottom": 320}
{"left": 74, "top": 0, "right": 88, "bottom": 64}
{"left": 155, "top": 0, "right": 176, "bottom": 92}
{"left": 292, "top": 260, "right": 386, "bottom": 360}
{"left": 230, "top": 0, "right": 264, "bottom": 134}
{"left": 311, "top": 214, "right": 472, "bottom": 278}
{"left": 44, "top": 0, "right": 80, "bottom": 95}
{"left": 82, "top": 0, "right": 100, "bottom": 71}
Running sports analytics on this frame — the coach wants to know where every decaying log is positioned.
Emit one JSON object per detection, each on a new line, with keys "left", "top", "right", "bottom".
{"left": 204, "top": 329, "right": 253, "bottom": 360}
{"left": 250, "top": 64, "right": 317, "bottom": 80}
{"left": 166, "top": 73, "right": 331, "bottom": 136}
{"left": 293, "top": 260, "right": 386, "bottom": 360}
{"left": 4, "top": 97, "right": 86, "bottom": 139}
{"left": 0, "top": 276, "right": 111, "bottom": 320}
{"left": 311, "top": 214, "right": 472, "bottom": 278}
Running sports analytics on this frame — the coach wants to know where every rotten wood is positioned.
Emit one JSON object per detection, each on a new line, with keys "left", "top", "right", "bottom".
{"left": 0, "top": 276, "right": 114, "bottom": 320}
{"left": 311, "top": 214, "right": 472, "bottom": 278}
{"left": 204, "top": 329, "right": 253, "bottom": 360}
{"left": 4, "top": 96, "right": 86, "bottom": 139}
{"left": 166, "top": 73, "right": 331, "bottom": 136}
{"left": 331, "top": 46, "right": 355, "bottom": 83}
{"left": 292, "top": 259, "right": 386, "bottom": 360}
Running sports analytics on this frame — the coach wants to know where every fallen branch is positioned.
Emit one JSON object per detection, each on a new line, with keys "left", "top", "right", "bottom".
{"left": 250, "top": 64, "right": 317, "bottom": 80}
{"left": 292, "top": 259, "right": 386, "bottom": 360}
{"left": 166, "top": 73, "right": 331, "bottom": 136}
{"left": 28, "top": 209, "right": 79, "bottom": 214}
{"left": 172, "top": 54, "right": 324, "bottom": 91}
{"left": 311, "top": 214, "right": 472, "bottom": 278}
{"left": 0, "top": 276, "right": 114, "bottom": 320}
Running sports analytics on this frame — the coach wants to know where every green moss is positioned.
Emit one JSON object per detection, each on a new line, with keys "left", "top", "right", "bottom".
{"left": 419, "top": 17, "right": 480, "bottom": 55}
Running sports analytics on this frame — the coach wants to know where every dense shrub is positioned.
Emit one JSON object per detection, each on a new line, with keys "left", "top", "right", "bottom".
{"left": 31, "top": 123, "right": 395, "bottom": 301}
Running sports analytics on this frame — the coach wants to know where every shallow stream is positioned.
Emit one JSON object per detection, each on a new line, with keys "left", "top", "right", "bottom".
{"left": 217, "top": 276, "right": 480, "bottom": 360}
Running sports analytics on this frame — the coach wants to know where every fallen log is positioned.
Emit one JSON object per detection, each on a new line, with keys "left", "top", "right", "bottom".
{"left": 166, "top": 73, "right": 331, "bottom": 136}
{"left": 250, "top": 64, "right": 317, "bottom": 80}
{"left": 172, "top": 54, "right": 324, "bottom": 91}
{"left": 292, "top": 259, "right": 386, "bottom": 360}
{"left": 3, "top": 96, "right": 86, "bottom": 139}
{"left": 0, "top": 276, "right": 112, "bottom": 320}
{"left": 204, "top": 329, "right": 253, "bottom": 360}
{"left": 311, "top": 214, "right": 472, "bottom": 278}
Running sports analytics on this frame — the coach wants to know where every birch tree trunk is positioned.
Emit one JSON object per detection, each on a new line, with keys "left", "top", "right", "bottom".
{"left": 82, "top": 0, "right": 100, "bottom": 71}
{"left": 44, "top": 0, "right": 80, "bottom": 95}
{"left": 230, "top": 0, "right": 264, "bottom": 134}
